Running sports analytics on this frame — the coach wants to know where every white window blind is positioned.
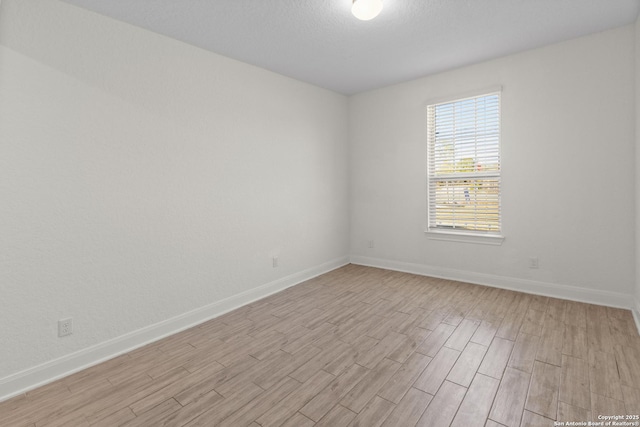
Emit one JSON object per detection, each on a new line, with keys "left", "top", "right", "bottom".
{"left": 427, "top": 92, "right": 501, "bottom": 234}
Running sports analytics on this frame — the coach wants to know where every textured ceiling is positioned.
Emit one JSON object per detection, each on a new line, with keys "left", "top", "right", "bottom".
{"left": 59, "top": 0, "right": 639, "bottom": 94}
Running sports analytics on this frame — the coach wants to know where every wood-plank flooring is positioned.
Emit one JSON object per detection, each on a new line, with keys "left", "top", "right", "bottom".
{"left": 1, "top": 264, "right": 640, "bottom": 427}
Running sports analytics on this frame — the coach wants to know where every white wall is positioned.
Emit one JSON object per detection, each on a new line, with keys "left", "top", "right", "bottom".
{"left": 350, "top": 26, "right": 636, "bottom": 306}
{"left": 0, "top": 0, "right": 349, "bottom": 392}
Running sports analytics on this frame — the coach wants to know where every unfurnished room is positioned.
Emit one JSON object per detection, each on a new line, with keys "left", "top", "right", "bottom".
{"left": 1, "top": 0, "right": 640, "bottom": 426}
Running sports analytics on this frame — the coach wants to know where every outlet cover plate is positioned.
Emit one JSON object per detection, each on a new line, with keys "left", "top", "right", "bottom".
{"left": 58, "top": 318, "right": 73, "bottom": 337}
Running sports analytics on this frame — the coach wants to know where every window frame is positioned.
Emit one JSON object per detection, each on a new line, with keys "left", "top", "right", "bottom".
{"left": 425, "top": 89, "right": 504, "bottom": 245}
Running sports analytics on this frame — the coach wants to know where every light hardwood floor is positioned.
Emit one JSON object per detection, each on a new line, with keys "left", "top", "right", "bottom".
{"left": 2, "top": 264, "right": 640, "bottom": 427}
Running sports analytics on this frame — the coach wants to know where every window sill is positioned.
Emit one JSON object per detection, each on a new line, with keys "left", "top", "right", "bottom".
{"left": 425, "top": 230, "right": 505, "bottom": 245}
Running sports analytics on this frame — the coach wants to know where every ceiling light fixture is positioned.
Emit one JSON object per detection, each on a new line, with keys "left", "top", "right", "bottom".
{"left": 351, "top": 0, "right": 383, "bottom": 21}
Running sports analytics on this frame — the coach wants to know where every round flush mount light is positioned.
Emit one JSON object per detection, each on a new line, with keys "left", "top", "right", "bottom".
{"left": 352, "top": 0, "right": 383, "bottom": 21}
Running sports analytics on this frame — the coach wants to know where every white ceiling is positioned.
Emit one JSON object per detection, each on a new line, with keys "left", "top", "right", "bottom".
{"left": 59, "top": 0, "right": 639, "bottom": 95}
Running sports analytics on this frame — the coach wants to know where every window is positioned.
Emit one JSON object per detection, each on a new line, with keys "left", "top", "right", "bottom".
{"left": 427, "top": 91, "right": 501, "bottom": 238}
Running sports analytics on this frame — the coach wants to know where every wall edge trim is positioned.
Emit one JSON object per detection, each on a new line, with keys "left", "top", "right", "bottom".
{"left": 0, "top": 255, "right": 350, "bottom": 402}
{"left": 633, "top": 299, "right": 640, "bottom": 336}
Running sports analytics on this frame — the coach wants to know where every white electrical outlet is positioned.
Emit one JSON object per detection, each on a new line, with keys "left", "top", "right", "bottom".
{"left": 58, "top": 318, "right": 73, "bottom": 337}
{"left": 529, "top": 257, "right": 539, "bottom": 269}
{"left": 368, "top": 240, "right": 375, "bottom": 248}
{"left": 272, "top": 256, "right": 278, "bottom": 268}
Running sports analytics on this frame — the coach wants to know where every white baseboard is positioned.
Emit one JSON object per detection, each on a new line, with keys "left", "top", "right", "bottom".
{"left": 350, "top": 255, "right": 634, "bottom": 311}
{"left": 0, "top": 256, "right": 350, "bottom": 402}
